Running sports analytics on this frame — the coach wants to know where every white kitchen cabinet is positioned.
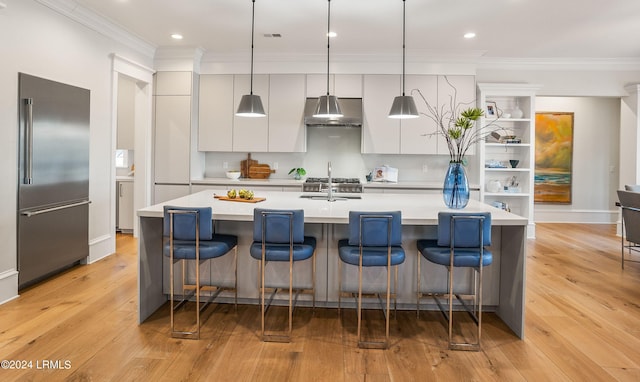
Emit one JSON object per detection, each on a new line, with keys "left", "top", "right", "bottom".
{"left": 477, "top": 83, "right": 541, "bottom": 238}
{"left": 306, "top": 74, "right": 362, "bottom": 98}
{"left": 306, "top": 74, "right": 333, "bottom": 98}
{"left": 400, "top": 75, "right": 438, "bottom": 154}
{"left": 437, "top": 75, "right": 476, "bottom": 155}
{"left": 268, "top": 74, "right": 306, "bottom": 152}
{"left": 362, "top": 75, "right": 401, "bottom": 154}
{"left": 335, "top": 74, "right": 363, "bottom": 97}
{"left": 117, "top": 75, "right": 135, "bottom": 150}
{"left": 198, "top": 74, "right": 234, "bottom": 151}
{"left": 154, "top": 184, "right": 191, "bottom": 204}
{"left": 116, "top": 180, "right": 134, "bottom": 232}
{"left": 154, "top": 95, "right": 191, "bottom": 184}
{"left": 233, "top": 74, "right": 269, "bottom": 152}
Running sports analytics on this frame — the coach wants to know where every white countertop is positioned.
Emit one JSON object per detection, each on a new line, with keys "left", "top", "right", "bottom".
{"left": 191, "top": 177, "right": 479, "bottom": 190}
{"left": 138, "top": 189, "right": 526, "bottom": 226}
{"left": 116, "top": 176, "right": 134, "bottom": 182}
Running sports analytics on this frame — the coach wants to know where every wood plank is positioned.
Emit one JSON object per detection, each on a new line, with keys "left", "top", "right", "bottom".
{"left": 0, "top": 227, "right": 639, "bottom": 381}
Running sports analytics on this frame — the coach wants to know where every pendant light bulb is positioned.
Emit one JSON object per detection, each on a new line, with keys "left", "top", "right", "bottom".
{"left": 236, "top": 0, "right": 265, "bottom": 117}
{"left": 389, "top": 0, "right": 419, "bottom": 119}
{"left": 314, "top": 0, "right": 342, "bottom": 118}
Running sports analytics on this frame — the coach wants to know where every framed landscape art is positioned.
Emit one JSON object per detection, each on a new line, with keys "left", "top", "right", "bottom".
{"left": 534, "top": 112, "right": 574, "bottom": 204}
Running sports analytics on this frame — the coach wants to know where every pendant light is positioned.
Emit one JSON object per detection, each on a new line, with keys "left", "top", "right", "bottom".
{"left": 388, "top": 0, "right": 418, "bottom": 119}
{"left": 236, "top": 0, "right": 266, "bottom": 117}
{"left": 313, "top": 0, "right": 343, "bottom": 118}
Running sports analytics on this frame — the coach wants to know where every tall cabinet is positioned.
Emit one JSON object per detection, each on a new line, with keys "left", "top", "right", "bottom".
{"left": 477, "top": 83, "right": 541, "bottom": 238}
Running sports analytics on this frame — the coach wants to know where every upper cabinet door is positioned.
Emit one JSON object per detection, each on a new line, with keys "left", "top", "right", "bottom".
{"left": 401, "top": 75, "right": 438, "bottom": 154}
{"left": 335, "top": 74, "right": 363, "bottom": 97}
{"left": 306, "top": 74, "right": 334, "bottom": 98}
{"left": 437, "top": 75, "right": 476, "bottom": 155}
{"left": 268, "top": 74, "right": 306, "bottom": 152}
{"left": 362, "top": 75, "right": 401, "bottom": 154}
{"left": 232, "top": 74, "right": 269, "bottom": 152}
{"left": 198, "top": 74, "right": 234, "bottom": 151}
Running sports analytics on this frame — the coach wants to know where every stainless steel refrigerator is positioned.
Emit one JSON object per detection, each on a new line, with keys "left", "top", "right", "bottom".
{"left": 18, "top": 73, "right": 90, "bottom": 290}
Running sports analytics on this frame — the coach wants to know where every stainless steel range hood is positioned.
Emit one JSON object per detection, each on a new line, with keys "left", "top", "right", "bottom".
{"left": 304, "top": 97, "right": 362, "bottom": 127}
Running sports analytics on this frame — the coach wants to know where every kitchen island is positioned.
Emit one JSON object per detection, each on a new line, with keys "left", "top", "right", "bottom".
{"left": 137, "top": 190, "right": 528, "bottom": 338}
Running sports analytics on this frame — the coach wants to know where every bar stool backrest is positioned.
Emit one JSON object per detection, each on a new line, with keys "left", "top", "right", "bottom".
{"left": 437, "top": 212, "right": 492, "bottom": 248}
{"left": 348, "top": 211, "right": 402, "bottom": 247}
{"left": 253, "top": 208, "right": 305, "bottom": 244}
{"left": 163, "top": 206, "right": 213, "bottom": 241}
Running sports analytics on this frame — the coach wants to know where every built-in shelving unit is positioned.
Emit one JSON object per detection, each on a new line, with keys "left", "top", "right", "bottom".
{"left": 477, "top": 83, "right": 541, "bottom": 238}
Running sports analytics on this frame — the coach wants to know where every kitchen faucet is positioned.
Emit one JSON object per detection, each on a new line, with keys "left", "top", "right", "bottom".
{"left": 327, "top": 161, "right": 335, "bottom": 202}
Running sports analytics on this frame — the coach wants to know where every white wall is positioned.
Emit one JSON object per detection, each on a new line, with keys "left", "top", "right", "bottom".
{"left": 533, "top": 97, "right": 620, "bottom": 223}
{"left": 0, "top": 0, "right": 153, "bottom": 302}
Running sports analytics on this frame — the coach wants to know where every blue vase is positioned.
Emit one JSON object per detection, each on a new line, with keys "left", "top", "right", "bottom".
{"left": 443, "top": 162, "right": 470, "bottom": 209}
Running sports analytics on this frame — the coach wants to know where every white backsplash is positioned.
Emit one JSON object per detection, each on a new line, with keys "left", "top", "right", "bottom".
{"left": 202, "top": 128, "right": 479, "bottom": 184}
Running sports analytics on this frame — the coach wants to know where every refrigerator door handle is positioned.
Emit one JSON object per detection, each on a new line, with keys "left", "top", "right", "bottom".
{"left": 24, "top": 98, "right": 34, "bottom": 185}
{"left": 21, "top": 200, "right": 91, "bottom": 217}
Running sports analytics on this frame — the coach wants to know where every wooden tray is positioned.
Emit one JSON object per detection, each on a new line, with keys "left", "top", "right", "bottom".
{"left": 214, "top": 195, "right": 266, "bottom": 203}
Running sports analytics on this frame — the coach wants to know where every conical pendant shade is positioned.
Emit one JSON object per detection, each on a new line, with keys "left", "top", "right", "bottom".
{"left": 313, "top": 95, "right": 343, "bottom": 118}
{"left": 388, "top": 0, "right": 419, "bottom": 120}
{"left": 236, "top": 0, "right": 265, "bottom": 118}
{"left": 236, "top": 94, "right": 265, "bottom": 117}
{"left": 388, "top": 95, "right": 419, "bottom": 119}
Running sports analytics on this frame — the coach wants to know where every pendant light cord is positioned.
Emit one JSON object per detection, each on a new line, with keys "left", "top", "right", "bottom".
{"left": 250, "top": 0, "right": 256, "bottom": 95}
{"left": 326, "top": 0, "right": 331, "bottom": 96}
{"left": 402, "top": 0, "right": 406, "bottom": 96}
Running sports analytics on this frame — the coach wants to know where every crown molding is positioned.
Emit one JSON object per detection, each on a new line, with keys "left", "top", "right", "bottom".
{"left": 477, "top": 57, "right": 640, "bottom": 72}
{"left": 34, "top": 0, "right": 156, "bottom": 58}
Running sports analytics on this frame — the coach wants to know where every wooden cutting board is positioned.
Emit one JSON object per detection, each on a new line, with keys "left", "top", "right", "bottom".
{"left": 214, "top": 195, "right": 266, "bottom": 203}
{"left": 249, "top": 164, "right": 275, "bottom": 179}
{"left": 240, "top": 153, "right": 257, "bottom": 178}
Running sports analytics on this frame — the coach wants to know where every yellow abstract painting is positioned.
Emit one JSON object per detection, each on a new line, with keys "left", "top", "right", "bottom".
{"left": 534, "top": 112, "right": 574, "bottom": 204}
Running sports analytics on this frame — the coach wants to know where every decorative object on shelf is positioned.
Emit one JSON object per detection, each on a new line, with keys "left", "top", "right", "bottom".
{"left": 288, "top": 167, "right": 307, "bottom": 180}
{"left": 506, "top": 175, "right": 520, "bottom": 192}
{"left": 443, "top": 162, "right": 470, "bottom": 209}
{"left": 509, "top": 100, "right": 524, "bottom": 119}
{"left": 534, "top": 112, "right": 574, "bottom": 204}
{"left": 509, "top": 159, "right": 520, "bottom": 168}
{"left": 486, "top": 179, "right": 502, "bottom": 193}
{"left": 236, "top": 0, "right": 266, "bottom": 117}
{"left": 314, "top": 0, "right": 342, "bottom": 118}
{"left": 485, "top": 159, "right": 507, "bottom": 168}
{"left": 388, "top": 0, "right": 418, "bottom": 119}
{"left": 491, "top": 200, "right": 510, "bottom": 212}
{"left": 485, "top": 101, "right": 498, "bottom": 118}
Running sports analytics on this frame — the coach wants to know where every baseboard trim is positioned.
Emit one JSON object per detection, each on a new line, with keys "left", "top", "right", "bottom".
{"left": 88, "top": 234, "right": 115, "bottom": 264}
{"left": 534, "top": 209, "right": 618, "bottom": 224}
{"left": 0, "top": 269, "right": 19, "bottom": 305}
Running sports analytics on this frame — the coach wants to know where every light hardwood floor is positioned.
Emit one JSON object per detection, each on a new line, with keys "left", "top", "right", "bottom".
{"left": 1, "top": 224, "right": 639, "bottom": 381}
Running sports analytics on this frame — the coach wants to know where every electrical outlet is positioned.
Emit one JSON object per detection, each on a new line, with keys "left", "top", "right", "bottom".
{"left": 223, "top": 161, "right": 228, "bottom": 169}
{"left": 422, "top": 164, "right": 429, "bottom": 173}
{"left": 273, "top": 162, "right": 279, "bottom": 170}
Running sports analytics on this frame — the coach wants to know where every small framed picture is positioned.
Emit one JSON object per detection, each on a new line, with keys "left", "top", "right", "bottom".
{"left": 485, "top": 101, "right": 498, "bottom": 118}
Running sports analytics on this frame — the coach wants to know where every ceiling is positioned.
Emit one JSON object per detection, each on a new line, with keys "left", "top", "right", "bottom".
{"left": 72, "top": 0, "right": 640, "bottom": 63}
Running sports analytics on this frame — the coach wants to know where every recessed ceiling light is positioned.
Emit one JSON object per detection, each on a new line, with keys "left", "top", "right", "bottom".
{"left": 464, "top": 32, "right": 476, "bottom": 39}
{"left": 327, "top": 31, "right": 337, "bottom": 38}
{"left": 171, "top": 34, "right": 183, "bottom": 40}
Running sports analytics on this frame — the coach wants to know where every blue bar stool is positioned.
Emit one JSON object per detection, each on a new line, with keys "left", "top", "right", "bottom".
{"left": 250, "top": 208, "right": 316, "bottom": 342}
{"left": 338, "top": 211, "right": 405, "bottom": 349}
{"left": 163, "top": 206, "right": 238, "bottom": 340}
{"left": 417, "top": 212, "right": 492, "bottom": 351}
